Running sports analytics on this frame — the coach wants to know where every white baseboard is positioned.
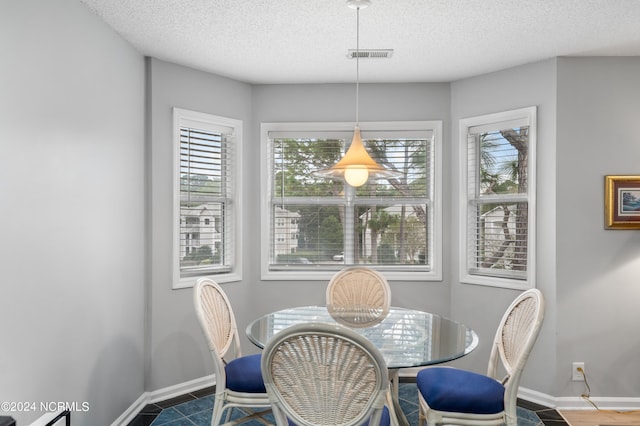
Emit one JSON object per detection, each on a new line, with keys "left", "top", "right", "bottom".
{"left": 111, "top": 393, "right": 150, "bottom": 426}
{"left": 147, "top": 374, "right": 215, "bottom": 404}
{"left": 398, "top": 367, "right": 421, "bottom": 378}
{"left": 112, "top": 375, "right": 640, "bottom": 425}
{"left": 554, "top": 395, "right": 640, "bottom": 411}
{"left": 519, "top": 387, "right": 640, "bottom": 411}
{"left": 111, "top": 374, "right": 215, "bottom": 426}
{"left": 518, "top": 387, "right": 558, "bottom": 408}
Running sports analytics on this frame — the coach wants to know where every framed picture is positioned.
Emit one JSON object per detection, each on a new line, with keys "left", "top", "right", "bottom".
{"left": 605, "top": 175, "right": 640, "bottom": 229}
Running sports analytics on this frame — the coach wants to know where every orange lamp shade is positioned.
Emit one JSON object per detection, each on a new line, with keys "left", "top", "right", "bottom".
{"left": 312, "top": 127, "right": 401, "bottom": 187}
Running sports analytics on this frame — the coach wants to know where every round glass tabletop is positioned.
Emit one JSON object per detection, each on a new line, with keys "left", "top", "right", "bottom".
{"left": 246, "top": 305, "right": 478, "bottom": 369}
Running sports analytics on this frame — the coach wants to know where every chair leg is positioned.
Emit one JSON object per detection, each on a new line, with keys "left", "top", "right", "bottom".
{"left": 385, "top": 389, "right": 400, "bottom": 426}
{"left": 505, "top": 411, "right": 517, "bottom": 426}
{"left": 386, "top": 370, "right": 411, "bottom": 426}
{"left": 388, "top": 369, "right": 400, "bottom": 400}
{"left": 211, "top": 401, "right": 225, "bottom": 426}
{"left": 417, "top": 393, "right": 425, "bottom": 426}
{"left": 223, "top": 407, "right": 232, "bottom": 424}
{"left": 219, "top": 408, "right": 273, "bottom": 426}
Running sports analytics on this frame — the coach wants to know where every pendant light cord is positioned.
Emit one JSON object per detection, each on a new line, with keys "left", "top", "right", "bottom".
{"left": 355, "top": 6, "right": 360, "bottom": 126}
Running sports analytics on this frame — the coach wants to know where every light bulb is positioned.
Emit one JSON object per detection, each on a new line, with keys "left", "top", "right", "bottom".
{"left": 344, "top": 166, "right": 369, "bottom": 187}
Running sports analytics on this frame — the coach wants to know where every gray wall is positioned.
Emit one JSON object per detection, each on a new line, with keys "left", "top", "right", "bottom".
{"left": 449, "top": 59, "right": 558, "bottom": 394}
{"left": 248, "top": 83, "right": 454, "bottom": 359}
{"left": 146, "top": 67, "right": 454, "bottom": 390}
{"left": 555, "top": 57, "right": 640, "bottom": 397}
{"left": 4, "top": 2, "right": 640, "bottom": 422}
{"left": 146, "top": 56, "right": 640, "bottom": 402}
{"left": 451, "top": 57, "right": 640, "bottom": 399}
{"left": 147, "top": 59, "right": 255, "bottom": 390}
{"left": 0, "top": 0, "right": 145, "bottom": 424}
{"left": 147, "top": 55, "right": 640, "bottom": 401}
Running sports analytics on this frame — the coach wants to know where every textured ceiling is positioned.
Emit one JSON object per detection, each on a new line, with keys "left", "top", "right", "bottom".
{"left": 80, "top": 0, "right": 640, "bottom": 84}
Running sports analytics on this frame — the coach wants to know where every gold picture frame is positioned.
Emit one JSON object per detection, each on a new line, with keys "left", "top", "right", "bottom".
{"left": 605, "top": 175, "right": 640, "bottom": 229}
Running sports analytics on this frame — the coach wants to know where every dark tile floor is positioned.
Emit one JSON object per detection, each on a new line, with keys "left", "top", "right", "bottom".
{"left": 127, "top": 381, "right": 569, "bottom": 426}
{"left": 517, "top": 398, "right": 570, "bottom": 426}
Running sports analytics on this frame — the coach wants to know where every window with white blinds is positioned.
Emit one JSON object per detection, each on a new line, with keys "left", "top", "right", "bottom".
{"left": 459, "top": 107, "right": 536, "bottom": 289}
{"left": 173, "top": 108, "right": 241, "bottom": 288}
{"left": 260, "top": 121, "right": 442, "bottom": 281}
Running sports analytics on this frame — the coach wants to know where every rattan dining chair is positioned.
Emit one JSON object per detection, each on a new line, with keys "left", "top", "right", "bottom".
{"left": 261, "top": 322, "right": 392, "bottom": 426}
{"left": 416, "top": 288, "right": 545, "bottom": 426}
{"left": 326, "top": 266, "right": 392, "bottom": 328}
{"left": 194, "top": 278, "right": 272, "bottom": 426}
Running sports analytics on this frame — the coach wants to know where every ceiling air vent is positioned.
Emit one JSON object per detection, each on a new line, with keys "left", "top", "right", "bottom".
{"left": 347, "top": 49, "right": 394, "bottom": 59}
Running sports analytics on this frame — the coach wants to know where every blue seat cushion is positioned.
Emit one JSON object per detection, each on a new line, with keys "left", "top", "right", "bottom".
{"left": 377, "top": 405, "right": 391, "bottom": 426}
{"left": 224, "top": 353, "right": 266, "bottom": 393}
{"left": 416, "top": 367, "right": 505, "bottom": 415}
{"left": 378, "top": 407, "right": 391, "bottom": 426}
{"left": 287, "top": 405, "right": 390, "bottom": 426}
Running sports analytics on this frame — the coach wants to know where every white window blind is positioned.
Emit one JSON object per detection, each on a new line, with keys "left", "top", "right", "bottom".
{"left": 173, "top": 108, "right": 240, "bottom": 288}
{"left": 261, "top": 121, "right": 442, "bottom": 281}
{"left": 460, "top": 107, "right": 536, "bottom": 289}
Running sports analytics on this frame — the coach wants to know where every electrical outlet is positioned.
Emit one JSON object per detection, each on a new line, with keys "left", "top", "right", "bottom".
{"left": 572, "top": 362, "right": 585, "bottom": 381}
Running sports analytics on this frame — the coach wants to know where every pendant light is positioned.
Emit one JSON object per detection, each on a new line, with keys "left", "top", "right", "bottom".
{"left": 312, "top": 0, "right": 401, "bottom": 187}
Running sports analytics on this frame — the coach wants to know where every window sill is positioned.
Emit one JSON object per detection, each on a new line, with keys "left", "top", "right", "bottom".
{"left": 460, "top": 273, "right": 532, "bottom": 290}
{"left": 173, "top": 272, "right": 242, "bottom": 289}
{"left": 261, "top": 269, "right": 442, "bottom": 282}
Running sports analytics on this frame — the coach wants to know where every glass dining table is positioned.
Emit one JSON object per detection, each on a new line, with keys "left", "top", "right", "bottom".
{"left": 246, "top": 305, "right": 479, "bottom": 426}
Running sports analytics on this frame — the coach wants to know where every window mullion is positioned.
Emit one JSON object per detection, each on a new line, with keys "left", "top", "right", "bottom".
{"left": 344, "top": 186, "right": 356, "bottom": 264}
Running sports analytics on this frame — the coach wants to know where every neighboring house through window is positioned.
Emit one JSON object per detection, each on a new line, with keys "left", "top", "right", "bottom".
{"left": 459, "top": 107, "right": 536, "bottom": 289}
{"left": 173, "top": 108, "right": 242, "bottom": 288}
{"left": 261, "top": 121, "right": 442, "bottom": 281}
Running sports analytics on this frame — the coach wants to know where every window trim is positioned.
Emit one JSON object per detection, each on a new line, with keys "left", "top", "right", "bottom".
{"left": 260, "top": 121, "right": 442, "bottom": 282}
{"left": 172, "top": 108, "right": 242, "bottom": 289}
{"left": 458, "top": 107, "right": 537, "bottom": 290}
